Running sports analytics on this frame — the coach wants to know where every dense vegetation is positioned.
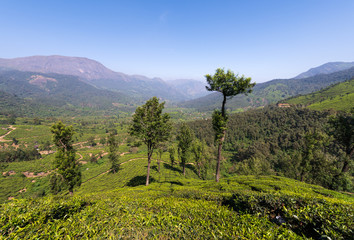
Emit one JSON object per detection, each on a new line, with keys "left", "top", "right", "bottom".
{"left": 189, "top": 106, "right": 353, "bottom": 191}
{"left": 0, "top": 70, "right": 136, "bottom": 117}
{"left": 284, "top": 79, "right": 354, "bottom": 112}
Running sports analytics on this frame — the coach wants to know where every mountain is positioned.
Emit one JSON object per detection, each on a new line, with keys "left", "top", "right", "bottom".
{"left": 294, "top": 61, "right": 354, "bottom": 79}
{"left": 284, "top": 79, "right": 354, "bottom": 112}
{"left": 0, "top": 56, "right": 187, "bottom": 101}
{"left": 167, "top": 79, "right": 209, "bottom": 99}
{"left": 180, "top": 66, "right": 354, "bottom": 111}
{"left": 0, "top": 70, "right": 134, "bottom": 116}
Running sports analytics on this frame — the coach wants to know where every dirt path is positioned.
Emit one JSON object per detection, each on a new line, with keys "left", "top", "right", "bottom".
{"left": 0, "top": 125, "right": 16, "bottom": 142}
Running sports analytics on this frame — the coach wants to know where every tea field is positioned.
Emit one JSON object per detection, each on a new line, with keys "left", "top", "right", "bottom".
{"left": 0, "top": 120, "right": 353, "bottom": 239}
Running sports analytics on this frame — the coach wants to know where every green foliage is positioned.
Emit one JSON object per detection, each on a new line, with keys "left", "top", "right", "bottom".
{"left": 177, "top": 123, "right": 194, "bottom": 175}
{"left": 168, "top": 145, "right": 176, "bottom": 166}
{"left": 0, "top": 175, "right": 353, "bottom": 239}
{"left": 328, "top": 112, "right": 354, "bottom": 173}
{"left": 205, "top": 68, "right": 255, "bottom": 98}
{"left": 189, "top": 106, "right": 353, "bottom": 191}
{"left": 129, "top": 97, "right": 172, "bottom": 185}
{"left": 51, "top": 121, "right": 81, "bottom": 194}
{"left": 107, "top": 132, "right": 119, "bottom": 173}
{"left": 191, "top": 139, "right": 209, "bottom": 180}
{"left": 286, "top": 79, "right": 354, "bottom": 112}
{"left": 183, "top": 66, "right": 354, "bottom": 112}
{"left": 0, "top": 146, "right": 41, "bottom": 163}
{"left": 224, "top": 192, "right": 353, "bottom": 239}
{"left": 212, "top": 109, "right": 228, "bottom": 142}
{"left": 205, "top": 67, "right": 255, "bottom": 182}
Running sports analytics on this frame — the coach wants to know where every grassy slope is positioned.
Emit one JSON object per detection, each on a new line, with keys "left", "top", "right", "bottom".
{"left": 1, "top": 121, "right": 354, "bottom": 239}
{"left": 1, "top": 149, "right": 353, "bottom": 239}
{"left": 285, "top": 79, "right": 354, "bottom": 112}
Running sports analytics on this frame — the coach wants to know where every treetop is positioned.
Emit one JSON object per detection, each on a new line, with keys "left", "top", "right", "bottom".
{"left": 205, "top": 68, "right": 255, "bottom": 98}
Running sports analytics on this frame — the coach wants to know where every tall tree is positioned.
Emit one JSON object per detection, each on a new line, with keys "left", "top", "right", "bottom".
{"left": 168, "top": 145, "right": 176, "bottom": 167}
{"left": 191, "top": 139, "right": 207, "bottom": 179}
{"left": 107, "top": 132, "right": 119, "bottom": 173}
{"left": 205, "top": 68, "right": 255, "bottom": 182}
{"left": 50, "top": 121, "right": 81, "bottom": 195}
{"left": 177, "top": 123, "right": 194, "bottom": 176}
{"left": 157, "top": 143, "right": 167, "bottom": 173}
{"left": 129, "top": 97, "right": 172, "bottom": 185}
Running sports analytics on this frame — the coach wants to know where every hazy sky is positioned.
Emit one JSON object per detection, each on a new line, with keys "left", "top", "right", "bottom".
{"left": 1, "top": 0, "right": 354, "bottom": 82}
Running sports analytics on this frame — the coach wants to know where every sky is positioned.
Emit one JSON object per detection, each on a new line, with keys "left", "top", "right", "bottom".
{"left": 1, "top": 0, "right": 354, "bottom": 83}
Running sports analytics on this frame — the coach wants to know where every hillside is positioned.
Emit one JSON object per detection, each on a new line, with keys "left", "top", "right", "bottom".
{"left": 294, "top": 61, "right": 354, "bottom": 79}
{"left": 284, "top": 79, "right": 354, "bottom": 112}
{"left": 0, "top": 107, "right": 353, "bottom": 239}
{"left": 181, "top": 66, "right": 354, "bottom": 111}
{"left": 0, "top": 70, "right": 135, "bottom": 116}
{"left": 0, "top": 56, "right": 191, "bottom": 101}
{"left": 1, "top": 151, "right": 353, "bottom": 239}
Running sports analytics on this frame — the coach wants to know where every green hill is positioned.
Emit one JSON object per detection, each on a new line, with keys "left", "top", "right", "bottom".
{"left": 1, "top": 154, "right": 353, "bottom": 239}
{"left": 284, "top": 79, "right": 354, "bottom": 112}
{"left": 181, "top": 66, "right": 354, "bottom": 112}
{"left": 0, "top": 110, "right": 353, "bottom": 239}
{"left": 0, "top": 70, "right": 136, "bottom": 116}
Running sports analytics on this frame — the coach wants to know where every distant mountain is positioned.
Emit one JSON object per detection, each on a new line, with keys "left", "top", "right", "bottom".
{"left": 167, "top": 79, "right": 208, "bottom": 99}
{"left": 284, "top": 79, "right": 354, "bottom": 112}
{"left": 294, "top": 61, "right": 354, "bottom": 79}
{"left": 0, "top": 70, "right": 134, "bottom": 116}
{"left": 0, "top": 56, "right": 187, "bottom": 101}
{"left": 180, "top": 66, "right": 354, "bottom": 111}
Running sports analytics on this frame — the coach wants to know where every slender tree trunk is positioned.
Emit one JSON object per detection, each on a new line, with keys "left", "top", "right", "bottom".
{"left": 216, "top": 134, "right": 225, "bottom": 182}
{"left": 146, "top": 152, "right": 152, "bottom": 186}
{"left": 216, "top": 95, "right": 227, "bottom": 182}
{"left": 197, "top": 163, "right": 201, "bottom": 179}
{"left": 341, "top": 160, "right": 350, "bottom": 173}
{"left": 183, "top": 161, "right": 186, "bottom": 176}
{"left": 221, "top": 95, "right": 227, "bottom": 117}
{"left": 158, "top": 159, "right": 160, "bottom": 173}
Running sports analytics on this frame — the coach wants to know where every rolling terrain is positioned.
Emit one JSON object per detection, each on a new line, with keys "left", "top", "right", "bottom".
{"left": 181, "top": 66, "right": 354, "bottom": 112}
{"left": 0, "top": 119, "right": 353, "bottom": 239}
{"left": 0, "top": 56, "right": 198, "bottom": 101}
{"left": 283, "top": 79, "right": 354, "bottom": 112}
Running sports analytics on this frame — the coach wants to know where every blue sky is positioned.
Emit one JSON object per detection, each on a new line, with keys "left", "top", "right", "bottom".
{"left": 1, "top": 0, "right": 354, "bottom": 82}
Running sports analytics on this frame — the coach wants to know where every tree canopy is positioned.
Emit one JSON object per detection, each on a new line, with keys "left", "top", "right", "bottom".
{"left": 205, "top": 68, "right": 255, "bottom": 182}
{"left": 129, "top": 97, "right": 172, "bottom": 185}
{"left": 50, "top": 121, "right": 81, "bottom": 194}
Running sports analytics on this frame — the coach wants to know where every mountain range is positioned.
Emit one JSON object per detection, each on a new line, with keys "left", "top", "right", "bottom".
{"left": 180, "top": 63, "right": 354, "bottom": 111}
{"left": 0, "top": 56, "right": 208, "bottom": 102}
{"left": 0, "top": 55, "right": 353, "bottom": 116}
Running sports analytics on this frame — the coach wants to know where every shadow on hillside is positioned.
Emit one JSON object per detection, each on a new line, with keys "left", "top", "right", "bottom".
{"left": 163, "top": 163, "right": 182, "bottom": 173}
{"left": 186, "top": 164, "right": 198, "bottom": 176}
{"left": 162, "top": 180, "right": 184, "bottom": 186}
{"left": 126, "top": 175, "right": 155, "bottom": 187}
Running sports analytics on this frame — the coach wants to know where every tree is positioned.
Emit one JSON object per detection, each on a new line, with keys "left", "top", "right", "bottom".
{"left": 177, "top": 123, "right": 194, "bottom": 176}
{"left": 107, "top": 132, "right": 119, "bottom": 173}
{"left": 328, "top": 113, "right": 353, "bottom": 173}
{"left": 168, "top": 145, "right": 176, "bottom": 167}
{"left": 205, "top": 68, "right": 255, "bottom": 182}
{"left": 157, "top": 143, "right": 167, "bottom": 173}
{"left": 50, "top": 121, "right": 81, "bottom": 195}
{"left": 129, "top": 97, "right": 172, "bottom": 185}
{"left": 191, "top": 139, "right": 208, "bottom": 179}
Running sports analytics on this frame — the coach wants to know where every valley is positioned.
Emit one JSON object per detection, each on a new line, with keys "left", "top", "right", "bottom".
{"left": 0, "top": 56, "right": 353, "bottom": 239}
